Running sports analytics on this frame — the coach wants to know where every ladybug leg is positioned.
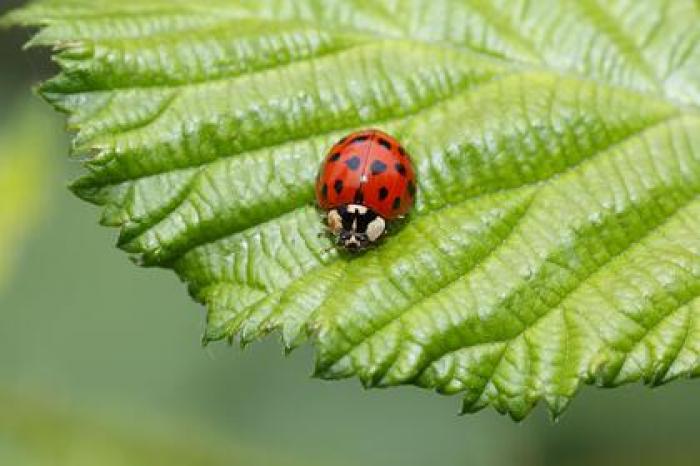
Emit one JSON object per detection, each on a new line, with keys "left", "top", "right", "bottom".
{"left": 320, "top": 241, "right": 341, "bottom": 256}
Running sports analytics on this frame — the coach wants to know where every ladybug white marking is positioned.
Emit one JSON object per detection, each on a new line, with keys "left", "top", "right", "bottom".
{"left": 327, "top": 204, "right": 386, "bottom": 252}
{"left": 366, "top": 216, "right": 386, "bottom": 242}
{"left": 327, "top": 208, "right": 342, "bottom": 234}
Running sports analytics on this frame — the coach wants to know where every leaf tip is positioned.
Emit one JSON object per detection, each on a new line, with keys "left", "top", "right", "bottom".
{"left": 68, "top": 176, "right": 99, "bottom": 202}
{"left": 312, "top": 358, "right": 344, "bottom": 380}
{"left": 545, "top": 394, "right": 572, "bottom": 422}
{"left": 127, "top": 253, "right": 145, "bottom": 267}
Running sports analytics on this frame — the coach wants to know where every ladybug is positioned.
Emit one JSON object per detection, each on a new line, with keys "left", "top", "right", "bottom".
{"left": 315, "top": 129, "right": 416, "bottom": 251}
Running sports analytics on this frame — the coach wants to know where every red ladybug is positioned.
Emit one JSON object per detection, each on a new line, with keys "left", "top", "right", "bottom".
{"left": 316, "top": 129, "right": 416, "bottom": 251}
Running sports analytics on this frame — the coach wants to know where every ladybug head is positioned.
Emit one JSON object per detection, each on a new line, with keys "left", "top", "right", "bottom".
{"left": 327, "top": 204, "right": 386, "bottom": 252}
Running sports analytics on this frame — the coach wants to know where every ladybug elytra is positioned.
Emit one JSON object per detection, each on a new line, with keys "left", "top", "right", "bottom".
{"left": 315, "top": 129, "right": 416, "bottom": 251}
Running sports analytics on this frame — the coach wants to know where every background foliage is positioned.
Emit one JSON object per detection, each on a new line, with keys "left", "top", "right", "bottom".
{"left": 0, "top": 102, "right": 49, "bottom": 289}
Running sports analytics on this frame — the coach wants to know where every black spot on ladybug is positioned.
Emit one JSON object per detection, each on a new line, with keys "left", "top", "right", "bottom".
{"left": 337, "top": 136, "right": 347, "bottom": 145}
{"left": 345, "top": 155, "right": 361, "bottom": 170}
{"left": 393, "top": 196, "right": 401, "bottom": 210}
{"left": 395, "top": 163, "right": 407, "bottom": 176}
{"left": 354, "top": 189, "right": 364, "bottom": 204}
{"left": 378, "top": 186, "right": 389, "bottom": 201}
{"left": 407, "top": 180, "right": 416, "bottom": 197}
{"left": 338, "top": 205, "right": 353, "bottom": 231}
{"left": 321, "top": 183, "right": 328, "bottom": 199}
{"left": 351, "top": 135, "right": 369, "bottom": 144}
{"left": 329, "top": 152, "right": 341, "bottom": 162}
{"left": 378, "top": 138, "right": 392, "bottom": 150}
{"left": 398, "top": 145, "right": 406, "bottom": 157}
{"left": 334, "top": 179, "right": 343, "bottom": 194}
{"left": 370, "top": 160, "right": 387, "bottom": 174}
{"left": 355, "top": 208, "right": 378, "bottom": 232}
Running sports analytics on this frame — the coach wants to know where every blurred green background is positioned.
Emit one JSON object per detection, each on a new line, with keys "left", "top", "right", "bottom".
{"left": 1, "top": 2, "right": 699, "bottom": 465}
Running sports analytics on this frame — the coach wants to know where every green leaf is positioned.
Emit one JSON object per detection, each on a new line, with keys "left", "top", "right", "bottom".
{"left": 8, "top": 0, "right": 700, "bottom": 419}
